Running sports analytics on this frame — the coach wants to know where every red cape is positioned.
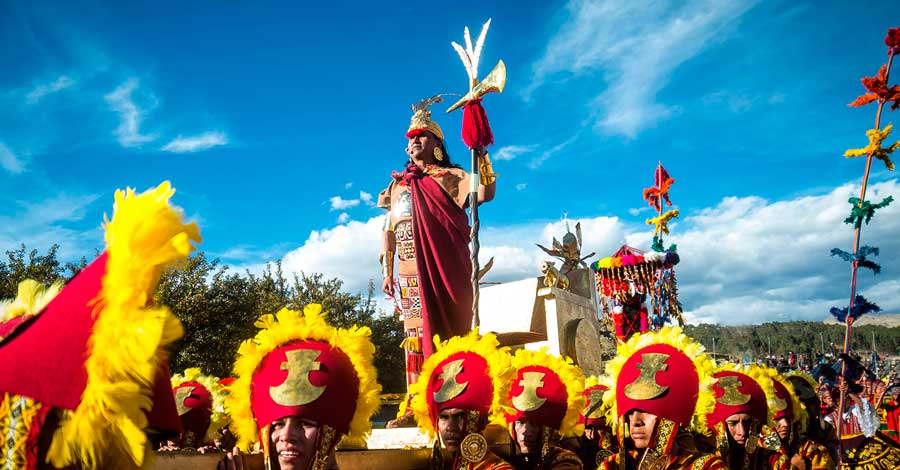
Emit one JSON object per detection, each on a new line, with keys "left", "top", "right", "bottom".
{"left": 403, "top": 164, "right": 474, "bottom": 356}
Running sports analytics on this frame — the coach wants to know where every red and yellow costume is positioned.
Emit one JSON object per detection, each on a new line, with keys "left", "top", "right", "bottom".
{"left": 704, "top": 364, "right": 787, "bottom": 470}
{"left": 226, "top": 304, "right": 381, "bottom": 470}
{"left": 0, "top": 280, "right": 61, "bottom": 341}
{"left": 504, "top": 348, "right": 585, "bottom": 470}
{"left": 170, "top": 368, "right": 229, "bottom": 448}
{"left": 409, "top": 330, "right": 515, "bottom": 470}
{"left": 784, "top": 372, "right": 840, "bottom": 461}
{"left": 577, "top": 377, "right": 618, "bottom": 469}
{"left": 757, "top": 368, "right": 834, "bottom": 470}
{"left": 0, "top": 182, "right": 197, "bottom": 469}
{"left": 599, "top": 327, "right": 725, "bottom": 470}
{"left": 378, "top": 98, "right": 489, "bottom": 389}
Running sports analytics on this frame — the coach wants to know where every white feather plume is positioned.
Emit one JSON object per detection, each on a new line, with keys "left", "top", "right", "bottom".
{"left": 472, "top": 19, "right": 491, "bottom": 79}
{"left": 450, "top": 18, "right": 493, "bottom": 82}
{"left": 464, "top": 26, "right": 474, "bottom": 60}
{"left": 451, "top": 41, "right": 475, "bottom": 81}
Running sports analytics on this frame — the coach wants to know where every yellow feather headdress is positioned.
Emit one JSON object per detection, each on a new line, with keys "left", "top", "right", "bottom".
{"left": 409, "top": 329, "right": 513, "bottom": 438}
{"left": 506, "top": 348, "right": 585, "bottom": 438}
{"left": 226, "top": 305, "right": 381, "bottom": 450}
{"left": 170, "top": 368, "right": 230, "bottom": 442}
{"left": 47, "top": 181, "right": 200, "bottom": 468}
{"left": 0, "top": 279, "right": 63, "bottom": 323}
{"left": 600, "top": 326, "right": 717, "bottom": 433}
{"left": 760, "top": 367, "right": 807, "bottom": 433}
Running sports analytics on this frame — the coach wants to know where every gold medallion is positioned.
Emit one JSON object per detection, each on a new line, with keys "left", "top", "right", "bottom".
{"left": 459, "top": 433, "right": 488, "bottom": 463}
{"left": 595, "top": 449, "right": 614, "bottom": 467}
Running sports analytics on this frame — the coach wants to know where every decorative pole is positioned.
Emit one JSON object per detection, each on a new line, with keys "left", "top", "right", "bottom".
{"left": 642, "top": 162, "right": 682, "bottom": 327}
{"left": 830, "top": 27, "right": 899, "bottom": 447}
{"left": 446, "top": 19, "right": 506, "bottom": 329}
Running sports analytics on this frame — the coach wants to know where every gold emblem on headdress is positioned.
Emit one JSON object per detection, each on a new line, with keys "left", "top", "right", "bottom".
{"left": 624, "top": 353, "right": 670, "bottom": 400}
{"left": 772, "top": 394, "right": 788, "bottom": 411}
{"left": 175, "top": 386, "right": 195, "bottom": 416}
{"left": 434, "top": 358, "right": 469, "bottom": 403}
{"left": 408, "top": 95, "right": 445, "bottom": 141}
{"left": 716, "top": 376, "right": 751, "bottom": 406}
{"left": 512, "top": 371, "right": 547, "bottom": 412}
{"left": 583, "top": 389, "right": 605, "bottom": 419}
{"left": 270, "top": 349, "right": 327, "bottom": 406}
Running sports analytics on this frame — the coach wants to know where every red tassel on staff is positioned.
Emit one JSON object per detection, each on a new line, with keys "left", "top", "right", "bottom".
{"left": 461, "top": 98, "right": 494, "bottom": 149}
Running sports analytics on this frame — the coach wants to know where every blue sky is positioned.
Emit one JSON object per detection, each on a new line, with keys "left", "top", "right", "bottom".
{"left": 1, "top": 0, "right": 899, "bottom": 325}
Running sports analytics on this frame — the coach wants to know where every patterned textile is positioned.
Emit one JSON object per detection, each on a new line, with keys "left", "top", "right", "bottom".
{"left": 841, "top": 432, "right": 900, "bottom": 470}
{"left": 399, "top": 274, "right": 422, "bottom": 320}
{"left": 0, "top": 393, "right": 51, "bottom": 470}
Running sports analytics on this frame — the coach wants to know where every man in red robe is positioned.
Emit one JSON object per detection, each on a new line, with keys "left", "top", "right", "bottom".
{"left": 378, "top": 96, "right": 496, "bottom": 390}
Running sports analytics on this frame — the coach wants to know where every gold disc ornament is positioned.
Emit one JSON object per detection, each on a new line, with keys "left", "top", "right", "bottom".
{"left": 595, "top": 449, "right": 613, "bottom": 467}
{"left": 460, "top": 433, "right": 488, "bottom": 463}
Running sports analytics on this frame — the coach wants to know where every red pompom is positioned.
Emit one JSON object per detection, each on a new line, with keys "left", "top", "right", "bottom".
{"left": 885, "top": 27, "right": 900, "bottom": 50}
{"left": 461, "top": 98, "right": 494, "bottom": 149}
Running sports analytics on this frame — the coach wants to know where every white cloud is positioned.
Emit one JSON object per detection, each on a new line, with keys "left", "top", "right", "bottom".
{"left": 104, "top": 78, "right": 157, "bottom": 147}
{"left": 516, "top": 183, "right": 528, "bottom": 191}
{"left": 337, "top": 212, "right": 350, "bottom": 224}
{"left": 528, "top": 135, "right": 578, "bottom": 169}
{"left": 25, "top": 75, "right": 75, "bottom": 104}
{"left": 673, "top": 180, "right": 900, "bottom": 325}
{"left": 162, "top": 131, "right": 228, "bottom": 153}
{"left": 526, "top": 0, "right": 757, "bottom": 137}
{"left": 280, "top": 216, "right": 386, "bottom": 295}
{"left": 494, "top": 144, "right": 539, "bottom": 161}
{"left": 701, "top": 90, "right": 786, "bottom": 113}
{"left": 0, "top": 143, "right": 24, "bottom": 174}
{"left": 481, "top": 216, "right": 628, "bottom": 282}
{"left": 264, "top": 179, "right": 900, "bottom": 326}
{"left": 345, "top": 182, "right": 354, "bottom": 189}
{"left": 359, "top": 191, "right": 374, "bottom": 206}
{"left": 628, "top": 206, "right": 652, "bottom": 216}
{"left": 329, "top": 196, "right": 360, "bottom": 211}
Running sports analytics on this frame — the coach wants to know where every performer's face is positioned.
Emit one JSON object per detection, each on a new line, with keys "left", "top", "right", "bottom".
{"left": 406, "top": 131, "right": 438, "bottom": 161}
{"left": 513, "top": 419, "right": 542, "bottom": 455}
{"left": 626, "top": 410, "right": 657, "bottom": 450}
{"left": 774, "top": 416, "right": 791, "bottom": 441}
{"left": 437, "top": 408, "right": 467, "bottom": 453}
{"left": 724, "top": 413, "right": 753, "bottom": 446}
{"left": 270, "top": 415, "right": 319, "bottom": 470}
{"left": 819, "top": 389, "right": 834, "bottom": 408}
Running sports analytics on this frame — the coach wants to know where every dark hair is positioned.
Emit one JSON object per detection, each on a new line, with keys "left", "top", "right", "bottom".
{"left": 435, "top": 140, "right": 462, "bottom": 169}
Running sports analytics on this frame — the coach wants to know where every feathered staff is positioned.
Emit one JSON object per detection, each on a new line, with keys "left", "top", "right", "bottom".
{"left": 830, "top": 26, "right": 899, "bottom": 448}
{"left": 644, "top": 162, "right": 679, "bottom": 252}
{"left": 446, "top": 19, "right": 506, "bottom": 328}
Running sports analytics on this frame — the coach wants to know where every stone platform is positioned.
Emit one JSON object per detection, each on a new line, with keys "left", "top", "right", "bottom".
{"left": 478, "top": 272, "right": 616, "bottom": 375}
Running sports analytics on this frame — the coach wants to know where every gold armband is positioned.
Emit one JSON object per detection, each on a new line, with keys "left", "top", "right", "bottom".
{"left": 380, "top": 250, "right": 394, "bottom": 279}
{"left": 478, "top": 152, "right": 498, "bottom": 186}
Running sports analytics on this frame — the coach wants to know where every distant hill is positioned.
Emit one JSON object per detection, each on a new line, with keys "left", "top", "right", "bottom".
{"left": 683, "top": 320, "right": 900, "bottom": 358}
{"left": 823, "top": 313, "right": 900, "bottom": 327}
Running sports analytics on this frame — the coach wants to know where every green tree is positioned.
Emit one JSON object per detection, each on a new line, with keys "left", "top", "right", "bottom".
{"left": 158, "top": 253, "right": 406, "bottom": 392}
{"left": 0, "top": 244, "right": 86, "bottom": 299}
